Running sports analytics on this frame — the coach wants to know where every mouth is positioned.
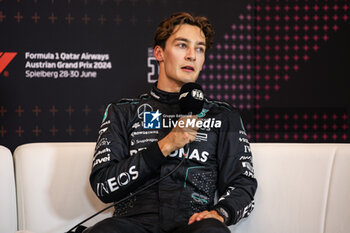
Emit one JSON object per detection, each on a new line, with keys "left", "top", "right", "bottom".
{"left": 181, "top": 65, "right": 195, "bottom": 72}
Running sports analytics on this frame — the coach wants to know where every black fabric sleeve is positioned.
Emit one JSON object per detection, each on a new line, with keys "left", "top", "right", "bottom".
{"left": 213, "top": 109, "right": 258, "bottom": 225}
{"left": 89, "top": 103, "right": 166, "bottom": 203}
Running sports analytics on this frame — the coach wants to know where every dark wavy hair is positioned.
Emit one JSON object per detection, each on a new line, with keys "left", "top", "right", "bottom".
{"left": 153, "top": 12, "right": 214, "bottom": 51}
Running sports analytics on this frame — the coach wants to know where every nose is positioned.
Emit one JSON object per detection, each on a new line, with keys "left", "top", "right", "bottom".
{"left": 185, "top": 47, "right": 196, "bottom": 61}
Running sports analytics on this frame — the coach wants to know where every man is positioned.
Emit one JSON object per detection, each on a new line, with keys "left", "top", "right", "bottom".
{"left": 85, "top": 12, "right": 257, "bottom": 233}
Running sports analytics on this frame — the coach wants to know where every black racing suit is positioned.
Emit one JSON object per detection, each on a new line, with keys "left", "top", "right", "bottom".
{"left": 90, "top": 86, "right": 257, "bottom": 232}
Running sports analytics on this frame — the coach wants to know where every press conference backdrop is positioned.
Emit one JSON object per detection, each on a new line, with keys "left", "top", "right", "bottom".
{"left": 1, "top": 0, "right": 349, "bottom": 151}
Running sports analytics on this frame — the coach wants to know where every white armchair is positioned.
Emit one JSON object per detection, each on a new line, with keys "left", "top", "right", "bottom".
{"left": 14, "top": 143, "right": 113, "bottom": 233}
{"left": 0, "top": 145, "right": 17, "bottom": 233}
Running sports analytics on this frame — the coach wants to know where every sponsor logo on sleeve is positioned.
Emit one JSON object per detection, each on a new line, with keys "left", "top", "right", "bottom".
{"left": 236, "top": 201, "right": 255, "bottom": 221}
{"left": 100, "top": 120, "right": 110, "bottom": 128}
{"left": 96, "top": 165, "right": 139, "bottom": 196}
{"left": 132, "top": 122, "right": 141, "bottom": 129}
{"left": 242, "top": 161, "right": 254, "bottom": 178}
{"left": 238, "top": 137, "right": 249, "bottom": 144}
{"left": 239, "top": 130, "right": 247, "bottom": 136}
{"left": 98, "top": 127, "right": 108, "bottom": 135}
{"left": 244, "top": 145, "right": 251, "bottom": 153}
{"left": 92, "top": 154, "right": 111, "bottom": 167}
{"left": 97, "top": 127, "right": 108, "bottom": 141}
{"left": 218, "top": 186, "right": 235, "bottom": 202}
{"left": 239, "top": 155, "right": 252, "bottom": 160}
{"left": 93, "top": 148, "right": 111, "bottom": 160}
{"left": 95, "top": 137, "right": 111, "bottom": 152}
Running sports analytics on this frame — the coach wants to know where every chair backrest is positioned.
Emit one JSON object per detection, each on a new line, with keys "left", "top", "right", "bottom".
{"left": 14, "top": 143, "right": 113, "bottom": 233}
{"left": 229, "top": 143, "right": 350, "bottom": 233}
{"left": 0, "top": 145, "right": 17, "bottom": 233}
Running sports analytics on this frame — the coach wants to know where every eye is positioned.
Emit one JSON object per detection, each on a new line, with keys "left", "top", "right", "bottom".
{"left": 196, "top": 47, "right": 205, "bottom": 53}
{"left": 177, "top": 43, "right": 186, "bottom": 48}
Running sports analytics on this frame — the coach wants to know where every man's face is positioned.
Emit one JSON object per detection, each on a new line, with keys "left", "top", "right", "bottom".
{"left": 155, "top": 24, "right": 206, "bottom": 90}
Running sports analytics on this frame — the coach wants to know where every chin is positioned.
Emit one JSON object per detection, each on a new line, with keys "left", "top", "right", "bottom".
{"left": 180, "top": 76, "right": 198, "bottom": 83}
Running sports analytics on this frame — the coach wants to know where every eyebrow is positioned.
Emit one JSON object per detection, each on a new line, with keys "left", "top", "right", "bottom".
{"left": 174, "top": 37, "right": 206, "bottom": 46}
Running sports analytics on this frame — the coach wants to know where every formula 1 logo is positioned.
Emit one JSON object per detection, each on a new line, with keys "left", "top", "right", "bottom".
{"left": 143, "top": 110, "right": 161, "bottom": 129}
{"left": 0, "top": 52, "right": 17, "bottom": 75}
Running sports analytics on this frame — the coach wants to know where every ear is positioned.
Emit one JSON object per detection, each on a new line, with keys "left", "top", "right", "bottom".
{"left": 154, "top": 45, "right": 164, "bottom": 62}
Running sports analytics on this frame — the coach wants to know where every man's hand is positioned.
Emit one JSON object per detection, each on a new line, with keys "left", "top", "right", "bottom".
{"left": 158, "top": 115, "right": 199, "bottom": 156}
{"left": 188, "top": 210, "right": 224, "bottom": 225}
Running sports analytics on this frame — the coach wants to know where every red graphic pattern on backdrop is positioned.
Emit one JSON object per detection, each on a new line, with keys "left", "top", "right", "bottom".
{"left": 255, "top": 0, "right": 350, "bottom": 107}
{"left": 252, "top": 0, "right": 350, "bottom": 142}
{"left": 0, "top": 52, "right": 17, "bottom": 74}
{"left": 200, "top": 0, "right": 350, "bottom": 142}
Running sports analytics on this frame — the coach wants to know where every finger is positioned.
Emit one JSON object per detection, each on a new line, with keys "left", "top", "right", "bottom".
{"left": 188, "top": 132, "right": 197, "bottom": 143}
{"left": 195, "top": 211, "right": 209, "bottom": 221}
{"left": 188, "top": 213, "right": 200, "bottom": 224}
{"left": 202, "top": 213, "right": 214, "bottom": 219}
{"left": 202, "top": 211, "right": 224, "bottom": 222}
{"left": 189, "top": 211, "right": 208, "bottom": 223}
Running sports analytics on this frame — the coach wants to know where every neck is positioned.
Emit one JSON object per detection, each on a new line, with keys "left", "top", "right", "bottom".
{"left": 156, "top": 69, "right": 183, "bottom": 93}
{"left": 156, "top": 79, "right": 182, "bottom": 93}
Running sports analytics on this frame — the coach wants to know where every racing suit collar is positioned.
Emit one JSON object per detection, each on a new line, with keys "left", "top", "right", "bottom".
{"left": 150, "top": 84, "right": 180, "bottom": 104}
